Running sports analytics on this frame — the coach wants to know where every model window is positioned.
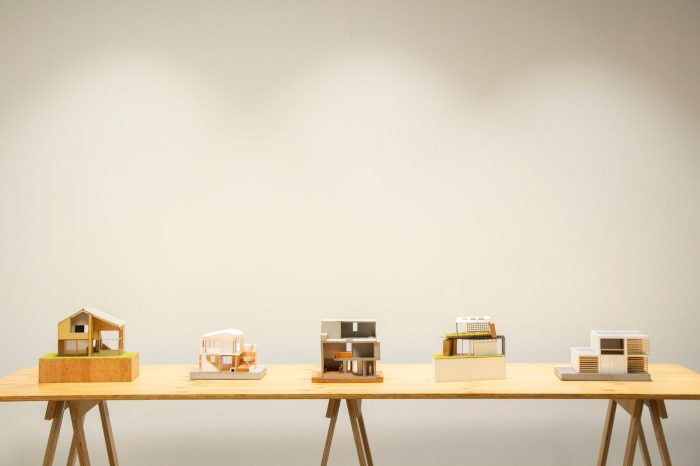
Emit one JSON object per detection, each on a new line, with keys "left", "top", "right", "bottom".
{"left": 353, "top": 322, "right": 358, "bottom": 332}
{"left": 222, "top": 356, "right": 232, "bottom": 365}
{"left": 73, "top": 325, "right": 87, "bottom": 333}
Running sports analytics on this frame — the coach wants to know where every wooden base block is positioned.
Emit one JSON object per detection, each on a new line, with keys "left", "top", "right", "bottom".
{"left": 39, "top": 353, "right": 139, "bottom": 383}
{"left": 433, "top": 356, "right": 506, "bottom": 382}
{"left": 555, "top": 366, "right": 651, "bottom": 381}
{"left": 190, "top": 365, "right": 267, "bottom": 380}
{"left": 312, "top": 371, "right": 384, "bottom": 383}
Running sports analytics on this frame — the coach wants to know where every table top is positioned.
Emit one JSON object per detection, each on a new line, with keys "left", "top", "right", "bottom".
{"left": 1, "top": 363, "right": 699, "bottom": 401}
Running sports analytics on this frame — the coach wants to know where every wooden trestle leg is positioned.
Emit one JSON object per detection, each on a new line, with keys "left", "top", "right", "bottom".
{"left": 321, "top": 399, "right": 374, "bottom": 466}
{"left": 42, "top": 400, "right": 120, "bottom": 466}
{"left": 597, "top": 399, "right": 672, "bottom": 466}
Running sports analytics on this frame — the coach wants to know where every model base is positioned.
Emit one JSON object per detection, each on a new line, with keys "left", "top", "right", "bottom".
{"left": 312, "top": 371, "right": 384, "bottom": 383}
{"left": 190, "top": 365, "right": 267, "bottom": 380}
{"left": 433, "top": 355, "right": 506, "bottom": 382}
{"left": 555, "top": 366, "right": 651, "bottom": 381}
{"left": 38, "top": 352, "right": 139, "bottom": 383}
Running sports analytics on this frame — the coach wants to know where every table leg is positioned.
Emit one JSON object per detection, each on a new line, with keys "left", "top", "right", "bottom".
{"left": 43, "top": 401, "right": 67, "bottom": 466}
{"left": 637, "top": 416, "right": 652, "bottom": 466}
{"left": 355, "top": 400, "right": 374, "bottom": 466}
{"left": 622, "top": 400, "right": 643, "bottom": 466}
{"left": 648, "top": 400, "right": 672, "bottom": 466}
{"left": 42, "top": 401, "right": 119, "bottom": 466}
{"left": 321, "top": 399, "right": 341, "bottom": 466}
{"left": 98, "top": 401, "right": 120, "bottom": 466}
{"left": 599, "top": 399, "right": 673, "bottom": 466}
{"left": 597, "top": 400, "right": 617, "bottom": 466}
{"left": 320, "top": 398, "right": 373, "bottom": 466}
{"left": 346, "top": 400, "right": 368, "bottom": 466}
{"left": 68, "top": 402, "right": 92, "bottom": 466}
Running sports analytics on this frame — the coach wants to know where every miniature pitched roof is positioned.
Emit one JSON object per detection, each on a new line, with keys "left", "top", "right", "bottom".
{"left": 202, "top": 328, "right": 244, "bottom": 338}
{"left": 69, "top": 306, "right": 125, "bottom": 328}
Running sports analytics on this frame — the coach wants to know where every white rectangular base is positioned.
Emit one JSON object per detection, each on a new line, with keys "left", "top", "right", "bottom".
{"left": 554, "top": 366, "right": 651, "bottom": 381}
{"left": 190, "top": 365, "right": 267, "bottom": 380}
{"left": 433, "top": 357, "right": 506, "bottom": 382}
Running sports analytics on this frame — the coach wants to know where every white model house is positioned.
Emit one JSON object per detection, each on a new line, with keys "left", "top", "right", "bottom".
{"left": 556, "top": 330, "right": 650, "bottom": 381}
{"left": 571, "top": 330, "right": 649, "bottom": 375}
{"left": 190, "top": 328, "right": 267, "bottom": 380}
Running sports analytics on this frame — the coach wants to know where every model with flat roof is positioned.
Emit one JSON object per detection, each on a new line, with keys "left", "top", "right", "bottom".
{"left": 555, "top": 330, "right": 650, "bottom": 381}
{"left": 312, "top": 319, "right": 383, "bottom": 383}
{"left": 433, "top": 316, "right": 506, "bottom": 382}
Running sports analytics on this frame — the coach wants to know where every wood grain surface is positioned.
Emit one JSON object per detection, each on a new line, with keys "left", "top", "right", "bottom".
{"left": 1, "top": 363, "right": 699, "bottom": 401}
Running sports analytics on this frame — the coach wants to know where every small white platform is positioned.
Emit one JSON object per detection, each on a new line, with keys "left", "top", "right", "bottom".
{"left": 433, "top": 356, "right": 506, "bottom": 382}
{"left": 554, "top": 366, "right": 651, "bottom": 381}
{"left": 190, "top": 365, "right": 267, "bottom": 380}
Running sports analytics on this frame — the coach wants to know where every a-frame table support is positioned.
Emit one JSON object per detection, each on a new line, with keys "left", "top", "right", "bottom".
{"left": 598, "top": 399, "right": 672, "bottom": 466}
{"left": 321, "top": 399, "right": 373, "bottom": 466}
{"left": 42, "top": 400, "right": 119, "bottom": 466}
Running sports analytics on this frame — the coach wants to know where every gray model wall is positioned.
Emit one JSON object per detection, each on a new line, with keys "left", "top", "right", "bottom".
{"left": 1, "top": 1, "right": 699, "bottom": 464}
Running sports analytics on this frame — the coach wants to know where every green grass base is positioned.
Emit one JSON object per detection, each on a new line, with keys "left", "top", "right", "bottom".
{"left": 40, "top": 351, "right": 137, "bottom": 360}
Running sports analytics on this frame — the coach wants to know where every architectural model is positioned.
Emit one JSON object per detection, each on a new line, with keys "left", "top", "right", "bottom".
{"left": 190, "top": 328, "right": 267, "bottom": 380}
{"left": 433, "top": 316, "right": 506, "bottom": 382}
{"left": 555, "top": 330, "right": 651, "bottom": 381}
{"left": 39, "top": 306, "right": 139, "bottom": 383}
{"left": 312, "top": 319, "right": 383, "bottom": 383}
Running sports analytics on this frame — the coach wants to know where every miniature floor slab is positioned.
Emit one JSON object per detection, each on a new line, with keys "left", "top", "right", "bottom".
{"left": 190, "top": 366, "right": 267, "bottom": 380}
{"left": 0, "top": 363, "right": 699, "bottom": 401}
{"left": 554, "top": 366, "right": 652, "bottom": 381}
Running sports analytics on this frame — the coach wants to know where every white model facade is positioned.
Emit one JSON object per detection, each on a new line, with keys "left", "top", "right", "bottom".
{"left": 571, "top": 330, "right": 649, "bottom": 375}
{"left": 190, "top": 328, "right": 267, "bottom": 380}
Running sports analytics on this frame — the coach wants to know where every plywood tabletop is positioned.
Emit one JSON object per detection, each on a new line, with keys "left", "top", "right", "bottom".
{"left": 1, "top": 363, "right": 700, "bottom": 401}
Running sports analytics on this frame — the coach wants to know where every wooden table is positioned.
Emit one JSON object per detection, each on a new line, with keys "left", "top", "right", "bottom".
{"left": 1, "top": 363, "right": 699, "bottom": 466}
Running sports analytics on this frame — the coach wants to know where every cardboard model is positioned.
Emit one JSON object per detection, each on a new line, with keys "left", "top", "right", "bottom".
{"left": 312, "top": 319, "right": 383, "bottom": 383}
{"left": 39, "top": 306, "right": 139, "bottom": 383}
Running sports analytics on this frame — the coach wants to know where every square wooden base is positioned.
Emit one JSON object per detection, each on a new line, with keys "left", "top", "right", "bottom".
{"left": 312, "top": 371, "right": 384, "bottom": 383}
{"left": 39, "top": 352, "right": 139, "bottom": 383}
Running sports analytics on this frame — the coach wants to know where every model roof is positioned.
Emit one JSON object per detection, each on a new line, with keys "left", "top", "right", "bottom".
{"left": 592, "top": 330, "right": 647, "bottom": 337}
{"left": 68, "top": 306, "right": 125, "bottom": 328}
{"left": 571, "top": 347, "right": 597, "bottom": 355}
{"left": 321, "top": 319, "right": 376, "bottom": 323}
{"left": 456, "top": 316, "right": 491, "bottom": 323}
{"left": 202, "top": 328, "right": 244, "bottom": 337}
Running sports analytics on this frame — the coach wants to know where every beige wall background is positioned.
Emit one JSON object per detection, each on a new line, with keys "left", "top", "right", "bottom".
{"left": 1, "top": 1, "right": 699, "bottom": 464}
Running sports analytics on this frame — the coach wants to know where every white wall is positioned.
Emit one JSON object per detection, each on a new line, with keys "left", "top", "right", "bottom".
{"left": 1, "top": 1, "right": 699, "bottom": 464}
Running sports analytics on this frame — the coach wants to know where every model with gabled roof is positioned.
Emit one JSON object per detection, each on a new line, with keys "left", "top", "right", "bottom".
{"left": 39, "top": 306, "right": 139, "bottom": 383}
{"left": 56, "top": 306, "right": 125, "bottom": 356}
